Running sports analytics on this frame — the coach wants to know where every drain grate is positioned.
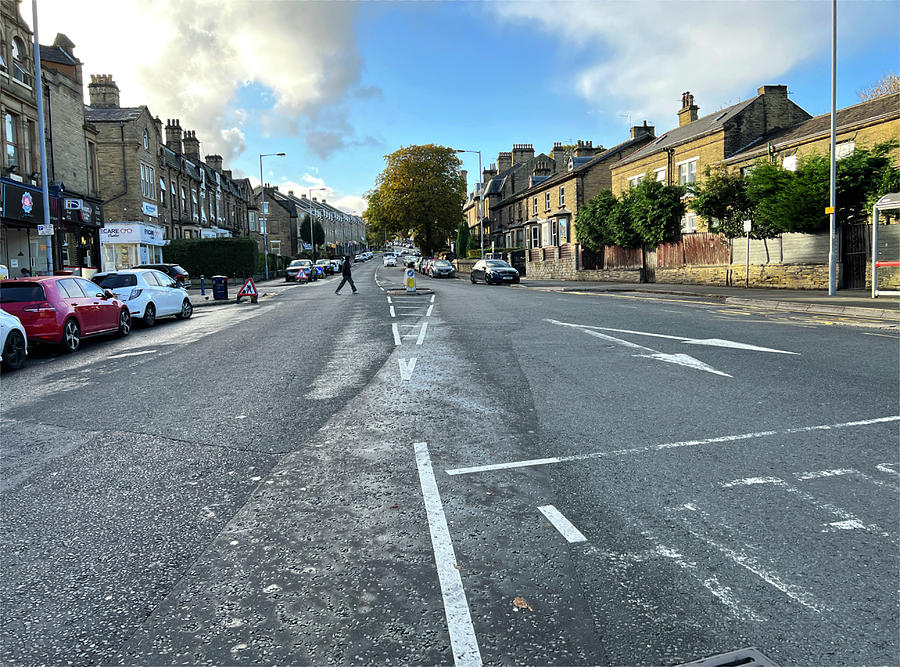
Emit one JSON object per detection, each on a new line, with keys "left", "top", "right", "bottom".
{"left": 677, "top": 646, "right": 779, "bottom": 667}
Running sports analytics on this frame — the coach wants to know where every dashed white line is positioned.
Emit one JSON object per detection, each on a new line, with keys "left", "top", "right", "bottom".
{"left": 430, "top": 294, "right": 435, "bottom": 303}
{"left": 537, "top": 505, "right": 587, "bottom": 543}
{"left": 392, "top": 323, "right": 401, "bottom": 346}
{"left": 414, "top": 442, "right": 483, "bottom": 667}
{"left": 426, "top": 305, "right": 434, "bottom": 317}
{"left": 417, "top": 322, "right": 429, "bottom": 345}
{"left": 389, "top": 306, "right": 396, "bottom": 318}
{"left": 107, "top": 349, "right": 157, "bottom": 359}
{"left": 387, "top": 296, "right": 393, "bottom": 304}
{"left": 793, "top": 469, "right": 856, "bottom": 480}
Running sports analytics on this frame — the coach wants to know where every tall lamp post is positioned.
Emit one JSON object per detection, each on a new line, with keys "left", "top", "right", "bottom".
{"left": 454, "top": 148, "right": 483, "bottom": 258}
{"left": 308, "top": 187, "right": 327, "bottom": 260}
{"left": 259, "top": 152, "right": 285, "bottom": 280}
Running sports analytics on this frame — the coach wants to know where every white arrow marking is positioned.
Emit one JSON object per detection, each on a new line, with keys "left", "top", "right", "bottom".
{"left": 544, "top": 321, "right": 797, "bottom": 355}
{"left": 548, "top": 319, "right": 732, "bottom": 377}
{"left": 398, "top": 357, "right": 417, "bottom": 381}
{"left": 417, "top": 322, "right": 429, "bottom": 345}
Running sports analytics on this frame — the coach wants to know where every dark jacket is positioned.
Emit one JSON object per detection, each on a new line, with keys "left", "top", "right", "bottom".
{"left": 342, "top": 257, "right": 352, "bottom": 278}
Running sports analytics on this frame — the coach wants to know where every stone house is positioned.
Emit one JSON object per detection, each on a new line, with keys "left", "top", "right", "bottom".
{"left": 251, "top": 184, "right": 297, "bottom": 257}
{"left": 610, "top": 85, "right": 811, "bottom": 233}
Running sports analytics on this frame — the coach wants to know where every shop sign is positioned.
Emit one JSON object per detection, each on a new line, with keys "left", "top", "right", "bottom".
{"left": 99, "top": 223, "right": 165, "bottom": 246}
{"left": 141, "top": 202, "right": 159, "bottom": 217}
{"left": 64, "top": 198, "right": 83, "bottom": 210}
{"left": 2, "top": 183, "right": 43, "bottom": 223}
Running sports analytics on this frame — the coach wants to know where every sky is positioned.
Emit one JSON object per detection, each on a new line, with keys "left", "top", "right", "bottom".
{"left": 25, "top": 0, "right": 899, "bottom": 215}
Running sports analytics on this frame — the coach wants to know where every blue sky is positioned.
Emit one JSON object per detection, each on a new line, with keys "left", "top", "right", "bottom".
{"left": 31, "top": 1, "right": 900, "bottom": 214}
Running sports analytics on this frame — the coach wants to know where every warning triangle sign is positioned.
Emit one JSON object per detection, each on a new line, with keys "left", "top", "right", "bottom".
{"left": 237, "top": 277, "right": 258, "bottom": 297}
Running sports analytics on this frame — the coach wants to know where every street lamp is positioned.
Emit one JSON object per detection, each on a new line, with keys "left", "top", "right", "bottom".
{"left": 259, "top": 152, "right": 285, "bottom": 280}
{"left": 308, "top": 187, "right": 327, "bottom": 260}
{"left": 454, "top": 148, "right": 483, "bottom": 258}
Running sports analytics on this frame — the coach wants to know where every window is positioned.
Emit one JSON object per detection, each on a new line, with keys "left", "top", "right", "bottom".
{"left": 559, "top": 219, "right": 568, "bottom": 244}
{"left": 531, "top": 226, "right": 540, "bottom": 248}
{"left": 677, "top": 158, "right": 698, "bottom": 186}
{"left": 544, "top": 192, "right": 550, "bottom": 210}
{"left": 628, "top": 174, "right": 645, "bottom": 188}
{"left": 181, "top": 186, "right": 187, "bottom": 213}
{"left": 11, "top": 37, "right": 31, "bottom": 86}
{"left": 57, "top": 278, "right": 86, "bottom": 298}
{"left": 249, "top": 210, "right": 258, "bottom": 232}
{"left": 140, "top": 163, "right": 155, "bottom": 199}
{"left": 191, "top": 189, "right": 199, "bottom": 220}
{"left": 559, "top": 186, "right": 565, "bottom": 207}
{"left": 551, "top": 221, "right": 559, "bottom": 246}
{"left": 5, "top": 112, "right": 18, "bottom": 169}
{"left": 533, "top": 196, "right": 538, "bottom": 215}
{"left": 159, "top": 177, "right": 166, "bottom": 205}
{"left": 87, "top": 142, "right": 98, "bottom": 192}
{"left": 681, "top": 213, "right": 698, "bottom": 234}
{"left": 143, "top": 129, "right": 149, "bottom": 150}
{"left": 171, "top": 181, "right": 177, "bottom": 209}
{"left": 655, "top": 168, "right": 666, "bottom": 182}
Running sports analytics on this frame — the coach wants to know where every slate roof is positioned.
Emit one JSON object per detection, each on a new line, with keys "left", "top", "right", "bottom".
{"left": 84, "top": 106, "right": 144, "bottom": 122}
{"left": 617, "top": 97, "right": 758, "bottom": 167}
{"left": 40, "top": 46, "right": 78, "bottom": 66}
{"left": 726, "top": 92, "right": 900, "bottom": 163}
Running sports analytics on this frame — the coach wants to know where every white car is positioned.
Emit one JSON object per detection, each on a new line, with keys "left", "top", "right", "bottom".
{"left": 0, "top": 307, "right": 27, "bottom": 371}
{"left": 383, "top": 255, "right": 396, "bottom": 267}
{"left": 92, "top": 269, "right": 193, "bottom": 327}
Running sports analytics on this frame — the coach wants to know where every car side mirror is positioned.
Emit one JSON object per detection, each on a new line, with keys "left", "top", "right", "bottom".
{"left": 103, "top": 290, "right": 115, "bottom": 299}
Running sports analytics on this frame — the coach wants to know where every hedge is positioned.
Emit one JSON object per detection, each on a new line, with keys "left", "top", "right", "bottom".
{"left": 163, "top": 238, "right": 258, "bottom": 278}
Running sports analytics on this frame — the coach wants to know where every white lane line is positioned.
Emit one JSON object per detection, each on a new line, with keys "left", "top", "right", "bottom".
{"left": 398, "top": 357, "right": 417, "bottom": 381}
{"left": 392, "top": 323, "right": 401, "bottom": 346}
{"left": 414, "top": 443, "right": 483, "bottom": 667}
{"left": 793, "top": 468, "right": 857, "bottom": 480}
{"left": 537, "top": 505, "right": 587, "bottom": 543}
{"left": 387, "top": 296, "right": 393, "bottom": 304}
{"left": 417, "top": 322, "right": 429, "bottom": 346}
{"left": 389, "top": 306, "right": 396, "bottom": 318}
{"left": 426, "top": 305, "right": 434, "bottom": 317}
{"left": 107, "top": 349, "right": 157, "bottom": 359}
{"left": 431, "top": 294, "right": 435, "bottom": 303}
{"left": 876, "top": 463, "right": 899, "bottom": 475}
{"left": 445, "top": 416, "right": 900, "bottom": 476}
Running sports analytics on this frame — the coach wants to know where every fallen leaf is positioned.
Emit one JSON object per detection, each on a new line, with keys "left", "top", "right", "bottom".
{"left": 485, "top": 492, "right": 494, "bottom": 496}
{"left": 390, "top": 505, "right": 399, "bottom": 509}
{"left": 453, "top": 564, "right": 464, "bottom": 571}
{"left": 513, "top": 596, "right": 533, "bottom": 611}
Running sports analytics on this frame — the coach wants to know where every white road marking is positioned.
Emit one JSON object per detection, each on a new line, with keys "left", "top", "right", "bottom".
{"left": 721, "top": 476, "right": 782, "bottom": 487}
{"left": 387, "top": 296, "right": 393, "bottom": 304}
{"left": 824, "top": 519, "right": 867, "bottom": 531}
{"left": 426, "top": 305, "right": 434, "bottom": 317}
{"left": 430, "top": 294, "right": 435, "bottom": 303}
{"left": 106, "top": 349, "right": 157, "bottom": 359}
{"left": 398, "top": 357, "right": 417, "bottom": 381}
{"left": 445, "top": 416, "right": 900, "bottom": 476}
{"left": 537, "top": 505, "right": 587, "bottom": 543}
{"left": 876, "top": 463, "right": 899, "bottom": 475}
{"left": 392, "top": 323, "right": 401, "bottom": 346}
{"left": 417, "top": 322, "right": 429, "bottom": 345}
{"left": 794, "top": 468, "right": 856, "bottom": 480}
{"left": 413, "top": 442, "right": 483, "bottom": 667}
{"left": 389, "top": 306, "right": 396, "bottom": 318}
{"left": 546, "top": 319, "right": 731, "bottom": 377}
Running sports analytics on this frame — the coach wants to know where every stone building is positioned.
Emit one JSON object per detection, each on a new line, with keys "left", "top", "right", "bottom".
{"left": 250, "top": 184, "right": 298, "bottom": 257}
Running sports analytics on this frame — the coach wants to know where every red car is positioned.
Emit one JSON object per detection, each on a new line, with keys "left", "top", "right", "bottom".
{"left": 0, "top": 276, "right": 132, "bottom": 353}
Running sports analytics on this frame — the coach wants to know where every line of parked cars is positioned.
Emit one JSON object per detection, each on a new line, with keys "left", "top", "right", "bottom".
{"left": 0, "top": 267, "right": 195, "bottom": 371}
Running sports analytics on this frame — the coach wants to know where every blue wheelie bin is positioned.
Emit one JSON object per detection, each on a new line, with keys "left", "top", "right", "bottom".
{"left": 212, "top": 275, "right": 228, "bottom": 300}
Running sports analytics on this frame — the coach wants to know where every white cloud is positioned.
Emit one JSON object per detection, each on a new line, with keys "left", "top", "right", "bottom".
{"left": 489, "top": 1, "right": 836, "bottom": 126}
{"left": 275, "top": 178, "right": 364, "bottom": 216}
{"left": 30, "top": 0, "right": 368, "bottom": 162}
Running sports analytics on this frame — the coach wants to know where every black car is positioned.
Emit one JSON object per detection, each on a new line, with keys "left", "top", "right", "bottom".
{"left": 470, "top": 259, "right": 520, "bottom": 285}
{"left": 135, "top": 263, "right": 191, "bottom": 288}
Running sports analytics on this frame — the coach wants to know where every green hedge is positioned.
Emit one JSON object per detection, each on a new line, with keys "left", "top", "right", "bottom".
{"left": 163, "top": 238, "right": 258, "bottom": 278}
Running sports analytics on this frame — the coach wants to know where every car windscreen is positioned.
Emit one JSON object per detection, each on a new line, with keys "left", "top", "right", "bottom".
{"left": 433, "top": 261, "right": 452, "bottom": 268}
{"left": 1, "top": 282, "right": 46, "bottom": 303}
{"left": 92, "top": 274, "right": 138, "bottom": 288}
{"left": 485, "top": 260, "right": 511, "bottom": 268}
{"left": 170, "top": 265, "right": 188, "bottom": 275}
{"left": 288, "top": 261, "right": 304, "bottom": 267}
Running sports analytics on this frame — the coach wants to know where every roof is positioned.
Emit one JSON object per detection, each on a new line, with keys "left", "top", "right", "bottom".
{"left": 84, "top": 106, "right": 143, "bottom": 122}
{"left": 726, "top": 92, "right": 900, "bottom": 163}
{"left": 40, "top": 46, "right": 78, "bottom": 66}
{"left": 617, "top": 97, "right": 758, "bottom": 167}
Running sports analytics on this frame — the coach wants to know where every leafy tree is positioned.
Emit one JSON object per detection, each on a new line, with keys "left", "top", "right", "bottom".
{"left": 298, "top": 214, "right": 326, "bottom": 246}
{"left": 364, "top": 144, "right": 465, "bottom": 256}
{"left": 745, "top": 160, "right": 795, "bottom": 237}
{"left": 574, "top": 190, "right": 618, "bottom": 250}
{"left": 858, "top": 72, "right": 900, "bottom": 101}
{"left": 627, "top": 178, "right": 685, "bottom": 247}
{"left": 456, "top": 221, "right": 470, "bottom": 256}
{"left": 692, "top": 165, "right": 753, "bottom": 238}
{"left": 612, "top": 188, "right": 644, "bottom": 248}
{"left": 839, "top": 141, "right": 899, "bottom": 223}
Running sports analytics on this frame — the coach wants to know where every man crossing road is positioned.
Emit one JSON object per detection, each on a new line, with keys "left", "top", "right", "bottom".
{"left": 335, "top": 256, "right": 358, "bottom": 295}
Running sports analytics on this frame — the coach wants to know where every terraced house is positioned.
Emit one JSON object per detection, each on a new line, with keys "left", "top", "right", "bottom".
{"left": 611, "top": 85, "right": 811, "bottom": 234}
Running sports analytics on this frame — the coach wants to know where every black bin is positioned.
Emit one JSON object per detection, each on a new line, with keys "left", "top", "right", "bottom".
{"left": 212, "top": 275, "right": 228, "bottom": 300}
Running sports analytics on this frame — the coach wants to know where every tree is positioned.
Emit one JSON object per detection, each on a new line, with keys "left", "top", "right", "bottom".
{"left": 745, "top": 160, "right": 796, "bottom": 237}
{"left": 364, "top": 144, "right": 465, "bottom": 256}
{"left": 574, "top": 190, "right": 617, "bottom": 250}
{"left": 298, "top": 214, "right": 325, "bottom": 258}
{"left": 627, "top": 178, "right": 686, "bottom": 247}
{"left": 858, "top": 72, "right": 900, "bottom": 101}
{"left": 456, "top": 221, "right": 470, "bottom": 256}
{"left": 692, "top": 165, "right": 753, "bottom": 238}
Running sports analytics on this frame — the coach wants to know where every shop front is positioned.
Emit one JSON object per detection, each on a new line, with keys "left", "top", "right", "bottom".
{"left": 56, "top": 194, "right": 104, "bottom": 277}
{"left": 99, "top": 222, "right": 166, "bottom": 271}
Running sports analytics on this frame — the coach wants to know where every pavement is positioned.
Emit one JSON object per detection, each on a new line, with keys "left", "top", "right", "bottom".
{"left": 183, "top": 275, "right": 323, "bottom": 308}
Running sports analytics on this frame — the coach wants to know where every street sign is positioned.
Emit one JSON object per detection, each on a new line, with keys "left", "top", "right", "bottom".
{"left": 406, "top": 268, "right": 416, "bottom": 293}
{"left": 237, "top": 277, "right": 258, "bottom": 297}
{"left": 743, "top": 220, "right": 752, "bottom": 233}
{"left": 37, "top": 224, "right": 54, "bottom": 236}
{"left": 825, "top": 206, "right": 835, "bottom": 214}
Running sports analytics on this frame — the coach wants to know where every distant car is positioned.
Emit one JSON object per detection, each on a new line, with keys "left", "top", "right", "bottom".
{"left": 428, "top": 259, "right": 455, "bottom": 278}
{"left": 354, "top": 254, "right": 364, "bottom": 263}
{"left": 315, "top": 259, "right": 335, "bottom": 275}
{"left": 330, "top": 259, "right": 343, "bottom": 274}
{"left": 92, "top": 269, "right": 193, "bottom": 326}
{"left": 286, "top": 259, "right": 314, "bottom": 282}
{"left": 0, "top": 308, "right": 27, "bottom": 371}
{"left": 383, "top": 255, "right": 397, "bottom": 267}
{"left": 470, "top": 259, "right": 520, "bottom": 285}
{"left": 134, "top": 263, "right": 191, "bottom": 288}
{"left": 0, "top": 276, "right": 131, "bottom": 353}
{"left": 403, "top": 255, "right": 417, "bottom": 268}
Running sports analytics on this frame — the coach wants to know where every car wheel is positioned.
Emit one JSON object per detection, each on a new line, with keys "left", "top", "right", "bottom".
{"left": 118, "top": 309, "right": 131, "bottom": 336}
{"left": 177, "top": 299, "right": 193, "bottom": 320}
{"left": 470, "top": 274, "right": 476, "bottom": 284}
{"left": 142, "top": 303, "right": 156, "bottom": 327}
{"left": 61, "top": 318, "right": 81, "bottom": 353}
{"left": 1, "top": 329, "right": 26, "bottom": 371}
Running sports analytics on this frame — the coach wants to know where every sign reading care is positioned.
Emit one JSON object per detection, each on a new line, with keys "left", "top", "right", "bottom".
{"left": 99, "top": 223, "right": 165, "bottom": 246}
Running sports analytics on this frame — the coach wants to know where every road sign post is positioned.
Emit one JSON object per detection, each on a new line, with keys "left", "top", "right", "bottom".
{"left": 406, "top": 268, "right": 416, "bottom": 293}
{"left": 743, "top": 219, "right": 752, "bottom": 288}
{"left": 236, "top": 277, "right": 258, "bottom": 304}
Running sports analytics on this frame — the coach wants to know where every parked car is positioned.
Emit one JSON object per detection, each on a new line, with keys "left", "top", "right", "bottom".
{"left": 383, "top": 255, "right": 397, "bottom": 267}
{"left": 428, "top": 259, "right": 455, "bottom": 278}
{"left": 330, "top": 259, "right": 343, "bottom": 274}
{"left": 286, "top": 259, "right": 314, "bottom": 282}
{"left": 92, "top": 269, "right": 193, "bottom": 326}
{"left": 315, "top": 259, "right": 335, "bottom": 275}
{"left": 0, "top": 308, "right": 27, "bottom": 371}
{"left": 404, "top": 255, "right": 417, "bottom": 269}
{"left": 470, "top": 259, "right": 520, "bottom": 285}
{"left": 0, "top": 276, "right": 131, "bottom": 353}
{"left": 134, "top": 263, "right": 191, "bottom": 288}
{"left": 354, "top": 254, "right": 364, "bottom": 263}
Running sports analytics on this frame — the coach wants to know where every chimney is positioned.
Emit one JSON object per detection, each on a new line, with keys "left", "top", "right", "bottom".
{"left": 532, "top": 160, "right": 551, "bottom": 177}
{"left": 460, "top": 169, "right": 467, "bottom": 190}
{"left": 288, "top": 190, "right": 294, "bottom": 195}
{"left": 182, "top": 130, "right": 201, "bottom": 161}
{"left": 482, "top": 163, "right": 497, "bottom": 183}
{"left": 153, "top": 116, "right": 162, "bottom": 144}
{"left": 165, "top": 119, "right": 183, "bottom": 153}
{"left": 678, "top": 91, "right": 699, "bottom": 127}
{"left": 312, "top": 197, "right": 317, "bottom": 201}
{"left": 223, "top": 169, "right": 232, "bottom": 179}
{"left": 205, "top": 154, "right": 223, "bottom": 172}
{"left": 512, "top": 143, "right": 534, "bottom": 165}
{"left": 631, "top": 120, "right": 655, "bottom": 140}
{"left": 757, "top": 84, "right": 788, "bottom": 98}
{"left": 497, "top": 151, "right": 512, "bottom": 172}
{"left": 88, "top": 74, "right": 120, "bottom": 108}
{"left": 551, "top": 142, "right": 567, "bottom": 169}
{"left": 573, "top": 140, "right": 595, "bottom": 158}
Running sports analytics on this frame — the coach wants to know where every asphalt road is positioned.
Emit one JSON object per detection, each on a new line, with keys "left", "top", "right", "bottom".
{"left": 1, "top": 259, "right": 897, "bottom": 666}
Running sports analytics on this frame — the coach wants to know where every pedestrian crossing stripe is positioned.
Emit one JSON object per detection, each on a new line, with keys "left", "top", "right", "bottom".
{"left": 238, "top": 277, "right": 258, "bottom": 297}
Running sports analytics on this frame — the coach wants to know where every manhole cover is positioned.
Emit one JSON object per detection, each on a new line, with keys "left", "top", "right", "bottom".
{"left": 678, "top": 646, "right": 779, "bottom": 667}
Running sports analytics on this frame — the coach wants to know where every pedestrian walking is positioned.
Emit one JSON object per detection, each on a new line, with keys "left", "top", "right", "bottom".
{"left": 335, "top": 256, "right": 357, "bottom": 294}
